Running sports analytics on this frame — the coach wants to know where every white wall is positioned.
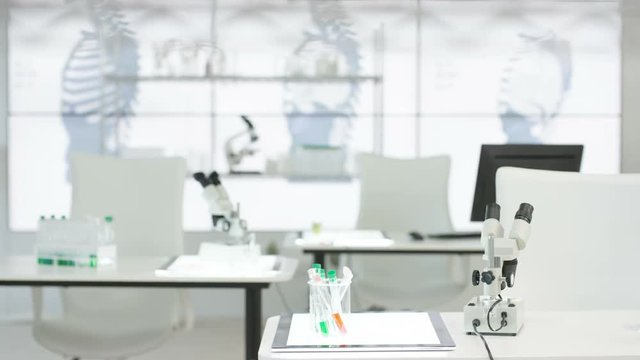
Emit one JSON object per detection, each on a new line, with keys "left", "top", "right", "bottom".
{"left": 0, "top": 0, "right": 9, "bottom": 317}
{"left": 622, "top": 0, "right": 640, "bottom": 173}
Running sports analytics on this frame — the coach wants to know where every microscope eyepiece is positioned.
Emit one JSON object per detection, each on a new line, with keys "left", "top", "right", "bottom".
{"left": 193, "top": 172, "right": 210, "bottom": 188}
{"left": 484, "top": 203, "right": 501, "bottom": 221}
{"left": 208, "top": 171, "right": 222, "bottom": 186}
{"left": 515, "top": 203, "right": 534, "bottom": 223}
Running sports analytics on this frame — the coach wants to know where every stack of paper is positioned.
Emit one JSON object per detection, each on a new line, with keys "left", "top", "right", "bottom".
{"left": 295, "top": 230, "right": 394, "bottom": 247}
{"left": 155, "top": 255, "right": 277, "bottom": 278}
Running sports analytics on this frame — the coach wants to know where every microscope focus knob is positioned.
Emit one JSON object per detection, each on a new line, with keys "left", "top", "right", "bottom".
{"left": 481, "top": 271, "right": 495, "bottom": 285}
{"left": 472, "top": 270, "right": 480, "bottom": 286}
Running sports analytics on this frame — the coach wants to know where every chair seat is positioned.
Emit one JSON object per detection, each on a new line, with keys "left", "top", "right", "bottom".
{"left": 34, "top": 318, "right": 172, "bottom": 359}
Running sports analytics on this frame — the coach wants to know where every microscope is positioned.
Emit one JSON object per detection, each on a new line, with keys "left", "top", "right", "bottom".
{"left": 193, "top": 171, "right": 247, "bottom": 241}
{"left": 464, "top": 202, "right": 534, "bottom": 336}
{"left": 225, "top": 115, "right": 260, "bottom": 174}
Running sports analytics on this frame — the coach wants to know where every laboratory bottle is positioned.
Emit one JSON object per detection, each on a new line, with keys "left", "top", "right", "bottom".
{"left": 104, "top": 216, "right": 115, "bottom": 245}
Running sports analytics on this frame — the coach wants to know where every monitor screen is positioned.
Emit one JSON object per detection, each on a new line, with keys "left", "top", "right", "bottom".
{"left": 470, "top": 144, "right": 583, "bottom": 222}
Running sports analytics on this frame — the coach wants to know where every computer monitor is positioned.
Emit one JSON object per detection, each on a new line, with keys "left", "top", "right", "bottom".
{"left": 470, "top": 144, "right": 583, "bottom": 222}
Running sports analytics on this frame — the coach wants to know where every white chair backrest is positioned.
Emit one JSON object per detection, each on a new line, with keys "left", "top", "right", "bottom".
{"left": 352, "top": 154, "right": 458, "bottom": 310}
{"left": 71, "top": 153, "right": 187, "bottom": 256}
{"left": 356, "top": 153, "right": 453, "bottom": 233}
{"left": 46, "top": 154, "right": 188, "bottom": 349}
{"left": 496, "top": 167, "right": 640, "bottom": 310}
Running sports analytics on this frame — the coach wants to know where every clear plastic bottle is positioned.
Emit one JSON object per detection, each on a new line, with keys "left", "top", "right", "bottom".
{"left": 104, "top": 216, "right": 114, "bottom": 245}
{"left": 36, "top": 215, "right": 54, "bottom": 265}
{"left": 95, "top": 215, "right": 116, "bottom": 267}
{"left": 56, "top": 215, "right": 75, "bottom": 267}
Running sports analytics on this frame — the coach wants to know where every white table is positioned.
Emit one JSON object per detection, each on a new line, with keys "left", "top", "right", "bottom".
{"left": 0, "top": 255, "right": 298, "bottom": 360}
{"left": 259, "top": 311, "right": 640, "bottom": 360}
{"left": 297, "top": 232, "right": 483, "bottom": 268}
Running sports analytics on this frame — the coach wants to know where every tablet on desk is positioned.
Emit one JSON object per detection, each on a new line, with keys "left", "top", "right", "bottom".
{"left": 272, "top": 312, "right": 455, "bottom": 353}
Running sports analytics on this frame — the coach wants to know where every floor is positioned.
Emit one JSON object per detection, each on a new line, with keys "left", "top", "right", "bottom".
{"left": 0, "top": 317, "right": 244, "bottom": 360}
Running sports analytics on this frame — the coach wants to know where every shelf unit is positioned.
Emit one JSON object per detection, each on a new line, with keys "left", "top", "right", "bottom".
{"left": 100, "top": 16, "right": 386, "bottom": 181}
{"left": 104, "top": 74, "right": 382, "bottom": 83}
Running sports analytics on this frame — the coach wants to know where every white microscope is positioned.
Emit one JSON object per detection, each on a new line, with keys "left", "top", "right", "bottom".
{"left": 464, "top": 202, "right": 534, "bottom": 336}
{"left": 193, "top": 171, "right": 247, "bottom": 241}
{"left": 225, "top": 115, "right": 261, "bottom": 174}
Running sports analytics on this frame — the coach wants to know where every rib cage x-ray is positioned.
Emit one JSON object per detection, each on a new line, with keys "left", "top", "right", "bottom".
{"left": 5, "top": 1, "right": 619, "bottom": 232}
{"left": 284, "top": 1, "right": 361, "bottom": 147}
{"left": 61, "top": 0, "right": 139, "bottom": 178}
{"left": 498, "top": 30, "right": 573, "bottom": 143}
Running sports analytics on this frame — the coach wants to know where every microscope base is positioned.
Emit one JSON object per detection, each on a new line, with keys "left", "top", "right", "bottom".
{"left": 464, "top": 296, "right": 524, "bottom": 336}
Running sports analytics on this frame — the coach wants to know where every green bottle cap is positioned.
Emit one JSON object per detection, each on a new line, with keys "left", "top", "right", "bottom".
{"left": 61, "top": 215, "right": 66, "bottom": 220}
{"left": 105, "top": 216, "right": 113, "bottom": 223}
{"left": 328, "top": 270, "right": 337, "bottom": 280}
{"left": 312, "top": 263, "right": 321, "bottom": 270}
{"left": 39, "top": 215, "right": 45, "bottom": 220}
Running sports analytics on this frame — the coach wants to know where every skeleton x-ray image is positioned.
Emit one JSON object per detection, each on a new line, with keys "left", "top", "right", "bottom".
{"left": 6, "top": 0, "right": 620, "bottom": 230}
{"left": 498, "top": 30, "right": 572, "bottom": 143}
{"left": 61, "top": 0, "right": 138, "bottom": 179}
{"left": 284, "top": 1, "right": 361, "bottom": 148}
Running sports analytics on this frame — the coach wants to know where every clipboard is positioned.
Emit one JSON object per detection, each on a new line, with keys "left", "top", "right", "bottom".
{"left": 272, "top": 312, "right": 456, "bottom": 353}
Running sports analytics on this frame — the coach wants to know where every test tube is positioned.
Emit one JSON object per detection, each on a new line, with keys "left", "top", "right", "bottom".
{"left": 328, "top": 270, "right": 347, "bottom": 334}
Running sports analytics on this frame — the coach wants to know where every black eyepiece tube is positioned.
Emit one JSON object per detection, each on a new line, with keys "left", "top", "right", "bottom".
{"left": 208, "top": 171, "right": 222, "bottom": 186}
{"left": 515, "top": 203, "right": 534, "bottom": 223}
{"left": 484, "top": 203, "right": 501, "bottom": 221}
{"left": 193, "top": 172, "right": 210, "bottom": 188}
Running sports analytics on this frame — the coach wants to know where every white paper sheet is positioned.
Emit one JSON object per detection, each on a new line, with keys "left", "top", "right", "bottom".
{"left": 286, "top": 313, "right": 440, "bottom": 346}
{"left": 296, "top": 230, "right": 394, "bottom": 247}
{"left": 155, "top": 255, "right": 277, "bottom": 277}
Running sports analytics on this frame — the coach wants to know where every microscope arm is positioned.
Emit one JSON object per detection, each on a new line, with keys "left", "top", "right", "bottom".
{"left": 193, "top": 171, "right": 234, "bottom": 228}
{"left": 225, "top": 115, "right": 259, "bottom": 169}
{"left": 225, "top": 131, "right": 252, "bottom": 165}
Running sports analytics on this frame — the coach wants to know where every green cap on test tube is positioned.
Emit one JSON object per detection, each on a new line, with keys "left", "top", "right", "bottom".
{"left": 328, "top": 270, "right": 337, "bottom": 280}
{"left": 319, "top": 321, "right": 329, "bottom": 335}
{"left": 312, "top": 263, "right": 321, "bottom": 270}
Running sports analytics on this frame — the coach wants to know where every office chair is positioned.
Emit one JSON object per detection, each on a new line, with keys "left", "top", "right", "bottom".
{"left": 496, "top": 167, "right": 640, "bottom": 310}
{"left": 353, "top": 153, "right": 468, "bottom": 310}
{"left": 32, "top": 153, "right": 193, "bottom": 359}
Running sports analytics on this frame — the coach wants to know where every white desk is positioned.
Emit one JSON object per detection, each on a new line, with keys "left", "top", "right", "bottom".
{"left": 259, "top": 311, "right": 640, "bottom": 360}
{"left": 296, "top": 232, "right": 483, "bottom": 268}
{"left": 0, "top": 255, "right": 298, "bottom": 360}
